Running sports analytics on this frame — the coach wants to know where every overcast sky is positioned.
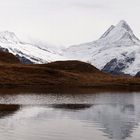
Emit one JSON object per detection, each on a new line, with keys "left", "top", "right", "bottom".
{"left": 1, "top": 0, "right": 140, "bottom": 46}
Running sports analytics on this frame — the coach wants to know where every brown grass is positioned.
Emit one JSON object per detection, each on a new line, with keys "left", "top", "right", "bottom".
{"left": 0, "top": 52, "right": 140, "bottom": 90}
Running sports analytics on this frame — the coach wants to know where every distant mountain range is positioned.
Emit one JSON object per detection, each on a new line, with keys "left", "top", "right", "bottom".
{"left": 0, "top": 20, "right": 140, "bottom": 76}
{"left": 0, "top": 31, "right": 65, "bottom": 64}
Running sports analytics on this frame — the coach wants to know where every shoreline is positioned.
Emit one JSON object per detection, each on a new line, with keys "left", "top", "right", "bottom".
{"left": 0, "top": 83, "right": 139, "bottom": 94}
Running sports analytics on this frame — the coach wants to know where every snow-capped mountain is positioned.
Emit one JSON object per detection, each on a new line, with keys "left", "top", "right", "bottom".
{"left": 64, "top": 20, "right": 140, "bottom": 76}
{"left": 0, "top": 31, "right": 66, "bottom": 64}
{"left": 1, "top": 20, "right": 140, "bottom": 76}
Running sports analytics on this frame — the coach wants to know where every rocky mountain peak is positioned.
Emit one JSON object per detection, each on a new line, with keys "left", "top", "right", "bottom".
{"left": 99, "top": 20, "right": 139, "bottom": 44}
{"left": 115, "top": 20, "right": 134, "bottom": 34}
{"left": 100, "top": 25, "right": 115, "bottom": 39}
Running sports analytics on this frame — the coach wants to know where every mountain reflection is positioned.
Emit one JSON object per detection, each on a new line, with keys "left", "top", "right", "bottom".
{"left": 90, "top": 104, "right": 137, "bottom": 140}
{"left": 51, "top": 104, "right": 92, "bottom": 110}
{"left": 0, "top": 92, "right": 139, "bottom": 140}
{"left": 50, "top": 93, "right": 139, "bottom": 140}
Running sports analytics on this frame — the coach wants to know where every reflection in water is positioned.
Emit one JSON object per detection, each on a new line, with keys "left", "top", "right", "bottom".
{"left": 51, "top": 104, "right": 92, "bottom": 110}
{"left": 88, "top": 104, "right": 137, "bottom": 140}
{"left": 49, "top": 103, "right": 137, "bottom": 139}
{"left": 49, "top": 103, "right": 138, "bottom": 139}
{"left": 0, "top": 104, "right": 20, "bottom": 118}
{"left": 0, "top": 92, "right": 140, "bottom": 140}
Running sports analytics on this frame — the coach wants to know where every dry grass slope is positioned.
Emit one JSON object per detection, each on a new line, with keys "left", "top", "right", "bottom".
{"left": 0, "top": 52, "right": 139, "bottom": 90}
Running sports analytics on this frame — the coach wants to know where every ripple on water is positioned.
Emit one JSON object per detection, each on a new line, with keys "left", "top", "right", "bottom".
{"left": 0, "top": 92, "right": 139, "bottom": 140}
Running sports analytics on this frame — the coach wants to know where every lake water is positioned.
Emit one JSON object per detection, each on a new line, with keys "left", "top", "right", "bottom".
{"left": 0, "top": 91, "right": 140, "bottom": 140}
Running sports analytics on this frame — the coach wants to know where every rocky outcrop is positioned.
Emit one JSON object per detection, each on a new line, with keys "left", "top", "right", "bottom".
{"left": 0, "top": 51, "right": 20, "bottom": 64}
{"left": 102, "top": 56, "right": 134, "bottom": 75}
{"left": 135, "top": 71, "right": 140, "bottom": 77}
{"left": 16, "top": 54, "right": 33, "bottom": 64}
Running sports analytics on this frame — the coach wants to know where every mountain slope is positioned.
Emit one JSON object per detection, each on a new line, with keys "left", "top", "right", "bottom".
{"left": 0, "top": 51, "right": 20, "bottom": 64}
{"left": 64, "top": 20, "right": 140, "bottom": 76}
{"left": 1, "top": 21, "right": 140, "bottom": 76}
{"left": 0, "top": 31, "right": 66, "bottom": 64}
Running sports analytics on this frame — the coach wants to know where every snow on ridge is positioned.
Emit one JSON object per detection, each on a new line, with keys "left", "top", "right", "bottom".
{"left": 0, "top": 20, "right": 140, "bottom": 75}
{"left": 97, "top": 20, "right": 140, "bottom": 45}
{"left": 64, "top": 20, "right": 140, "bottom": 75}
{"left": 100, "top": 25, "right": 115, "bottom": 39}
{"left": 0, "top": 30, "right": 66, "bottom": 64}
{"left": 0, "top": 31, "right": 21, "bottom": 44}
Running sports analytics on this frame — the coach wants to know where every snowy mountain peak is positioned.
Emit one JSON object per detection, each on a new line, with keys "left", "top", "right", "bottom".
{"left": 117, "top": 20, "right": 130, "bottom": 28}
{"left": 98, "top": 20, "right": 139, "bottom": 45}
{"left": 100, "top": 25, "right": 115, "bottom": 39}
{"left": 0, "top": 30, "right": 66, "bottom": 64}
{"left": 0, "top": 31, "right": 20, "bottom": 44}
{"left": 115, "top": 20, "right": 134, "bottom": 33}
{"left": 64, "top": 20, "right": 140, "bottom": 76}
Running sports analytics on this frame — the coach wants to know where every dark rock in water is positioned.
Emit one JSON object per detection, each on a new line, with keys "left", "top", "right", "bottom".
{"left": 16, "top": 54, "right": 33, "bottom": 64}
{"left": 135, "top": 71, "right": 140, "bottom": 77}
{"left": 102, "top": 56, "right": 135, "bottom": 76}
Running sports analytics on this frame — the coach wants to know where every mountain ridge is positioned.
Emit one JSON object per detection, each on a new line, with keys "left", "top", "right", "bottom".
{"left": 0, "top": 20, "right": 140, "bottom": 76}
{"left": 64, "top": 20, "right": 140, "bottom": 76}
{"left": 0, "top": 31, "right": 66, "bottom": 64}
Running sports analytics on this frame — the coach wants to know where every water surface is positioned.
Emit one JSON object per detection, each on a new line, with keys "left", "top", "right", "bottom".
{"left": 0, "top": 92, "right": 140, "bottom": 140}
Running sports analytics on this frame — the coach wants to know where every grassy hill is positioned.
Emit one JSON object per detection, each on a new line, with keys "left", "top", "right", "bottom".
{"left": 0, "top": 52, "right": 139, "bottom": 90}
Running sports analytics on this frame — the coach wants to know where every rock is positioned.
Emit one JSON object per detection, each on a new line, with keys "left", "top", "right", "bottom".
{"left": 135, "top": 71, "right": 140, "bottom": 77}
{"left": 16, "top": 54, "right": 33, "bottom": 64}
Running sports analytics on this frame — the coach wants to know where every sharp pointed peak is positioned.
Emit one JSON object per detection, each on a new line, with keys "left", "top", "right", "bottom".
{"left": 100, "top": 20, "right": 132, "bottom": 39}
{"left": 115, "top": 20, "right": 132, "bottom": 32}
{"left": 98, "top": 20, "right": 140, "bottom": 44}
{"left": 100, "top": 25, "right": 115, "bottom": 39}
{"left": 117, "top": 20, "right": 128, "bottom": 25}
